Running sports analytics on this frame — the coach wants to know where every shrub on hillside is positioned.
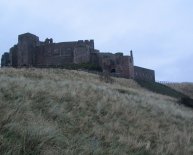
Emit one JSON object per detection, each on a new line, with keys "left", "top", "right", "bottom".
{"left": 180, "top": 97, "right": 193, "bottom": 108}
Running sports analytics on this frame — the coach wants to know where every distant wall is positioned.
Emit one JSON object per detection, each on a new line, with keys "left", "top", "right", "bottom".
{"left": 1, "top": 52, "right": 10, "bottom": 67}
{"left": 134, "top": 66, "right": 155, "bottom": 82}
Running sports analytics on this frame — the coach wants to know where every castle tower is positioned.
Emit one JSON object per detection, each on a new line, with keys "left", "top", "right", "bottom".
{"left": 1, "top": 52, "right": 10, "bottom": 67}
{"left": 128, "top": 50, "right": 134, "bottom": 78}
{"left": 73, "top": 40, "right": 91, "bottom": 64}
{"left": 130, "top": 50, "right": 133, "bottom": 63}
{"left": 17, "top": 33, "right": 40, "bottom": 66}
{"left": 9, "top": 45, "right": 18, "bottom": 67}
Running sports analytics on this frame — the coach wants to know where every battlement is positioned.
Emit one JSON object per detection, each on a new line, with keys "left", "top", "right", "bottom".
{"left": 77, "top": 40, "right": 94, "bottom": 49}
{"left": 18, "top": 33, "right": 39, "bottom": 43}
{"left": 115, "top": 52, "right": 123, "bottom": 56}
{"left": 44, "top": 38, "right": 53, "bottom": 44}
{"left": 1, "top": 33, "right": 155, "bottom": 81}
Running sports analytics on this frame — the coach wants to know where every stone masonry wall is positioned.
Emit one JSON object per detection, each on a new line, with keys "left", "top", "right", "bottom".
{"left": 1, "top": 52, "right": 10, "bottom": 67}
{"left": 17, "top": 33, "right": 39, "bottom": 66}
{"left": 134, "top": 66, "right": 155, "bottom": 82}
{"left": 1, "top": 33, "right": 155, "bottom": 82}
{"left": 9, "top": 45, "right": 18, "bottom": 67}
{"left": 35, "top": 42, "right": 75, "bottom": 66}
{"left": 98, "top": 52, "right": 134, "bottom": 78}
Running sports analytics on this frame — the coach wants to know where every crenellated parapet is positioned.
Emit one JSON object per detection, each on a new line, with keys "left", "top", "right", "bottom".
{"left": 1, "top": 33, "right": 155, "bottom": 81}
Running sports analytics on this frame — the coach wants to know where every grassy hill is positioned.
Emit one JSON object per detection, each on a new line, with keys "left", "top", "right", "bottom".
{"left": 1, "top": 68, "right": 193, "bottom": 155}
{"left": 165, "top": 83, "right": 193, "bottom": 99}
{"left": 135, "top": 80, "right": 186, "bottom": 99}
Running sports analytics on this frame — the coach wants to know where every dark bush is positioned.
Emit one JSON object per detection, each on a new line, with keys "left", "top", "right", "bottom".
{"left": 180, "top": 97, "right": 193, "bottom": 108}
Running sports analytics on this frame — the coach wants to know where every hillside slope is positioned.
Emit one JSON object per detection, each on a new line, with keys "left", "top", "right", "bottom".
{"left": 165, "top": 83, "right": 193, "bottom": 99}
{"left": 0, "top": 68, "right": 193, "bottom": 155}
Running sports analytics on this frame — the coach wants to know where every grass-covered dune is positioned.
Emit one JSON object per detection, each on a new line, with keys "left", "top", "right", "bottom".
{"left": 0, "top": 68, "right": 193, "bottom": 155}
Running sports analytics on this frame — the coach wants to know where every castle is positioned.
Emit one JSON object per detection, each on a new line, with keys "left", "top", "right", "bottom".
{"left": 1, "top": 33, "right": 155, "bottom": 81}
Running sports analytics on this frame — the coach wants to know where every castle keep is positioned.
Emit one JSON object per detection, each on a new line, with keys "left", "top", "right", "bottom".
{"left": 1, "top": 33, "right": 155, "bottom": 81}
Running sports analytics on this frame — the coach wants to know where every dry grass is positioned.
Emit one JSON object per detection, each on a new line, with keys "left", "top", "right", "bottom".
{"left": 166, "top": 83, "right": 193, "bottom": 98}
{"left": 0, "top": 68, "right": 193, "bottom": 155}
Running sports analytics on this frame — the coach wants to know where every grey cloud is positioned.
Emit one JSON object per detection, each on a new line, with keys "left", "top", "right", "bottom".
{"left": 0, "top": 0, "right": 193, "bottom": 82}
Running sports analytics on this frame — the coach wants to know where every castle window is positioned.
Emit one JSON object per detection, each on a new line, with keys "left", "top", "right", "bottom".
{"left": 111, "top": 68, "right": 116, "bottom": 73}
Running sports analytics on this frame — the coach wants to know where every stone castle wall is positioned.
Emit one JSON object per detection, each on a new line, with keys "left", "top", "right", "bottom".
{"left": 97, "top": 52, "right": 134, "bottom": 78}
{"left": 17, "top": 33, "right": 40, "bottom": 66}
{"left": 1, "top": 33, "right": 155, "bottom": 82}
{"left": 9, "top": 45, "right": 18, "bottom": 67}
{"left": 134, "top": 66, "right": 155, "bottom": 81}
{"left": 35, "top": 42, "right": 75, "bottom": 66}
{"left": 1, "top": 52, "right": 10, "bottom": 67}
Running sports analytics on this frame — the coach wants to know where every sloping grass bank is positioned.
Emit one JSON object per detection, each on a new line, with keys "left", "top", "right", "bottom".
{"left": 135, "top": 80, "right": 186, "bottom": 98}
{"left": 0, "top": 68, "right": 193, "bottom": 155}
{"left": 166, "top": 82, "right": 193, "bottom": 99}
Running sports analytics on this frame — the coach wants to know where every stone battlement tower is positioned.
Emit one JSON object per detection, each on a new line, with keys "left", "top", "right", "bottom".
{"left": 1, "top": 33, "right": 155, "bottom": 81}
{"left": 17, "top": 33, "right": 40, "bottom": 66}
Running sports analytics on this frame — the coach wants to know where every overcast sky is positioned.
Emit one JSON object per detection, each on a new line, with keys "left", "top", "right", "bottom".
{"left": 0, "top": 0, "right": 193, "bottom": 82}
